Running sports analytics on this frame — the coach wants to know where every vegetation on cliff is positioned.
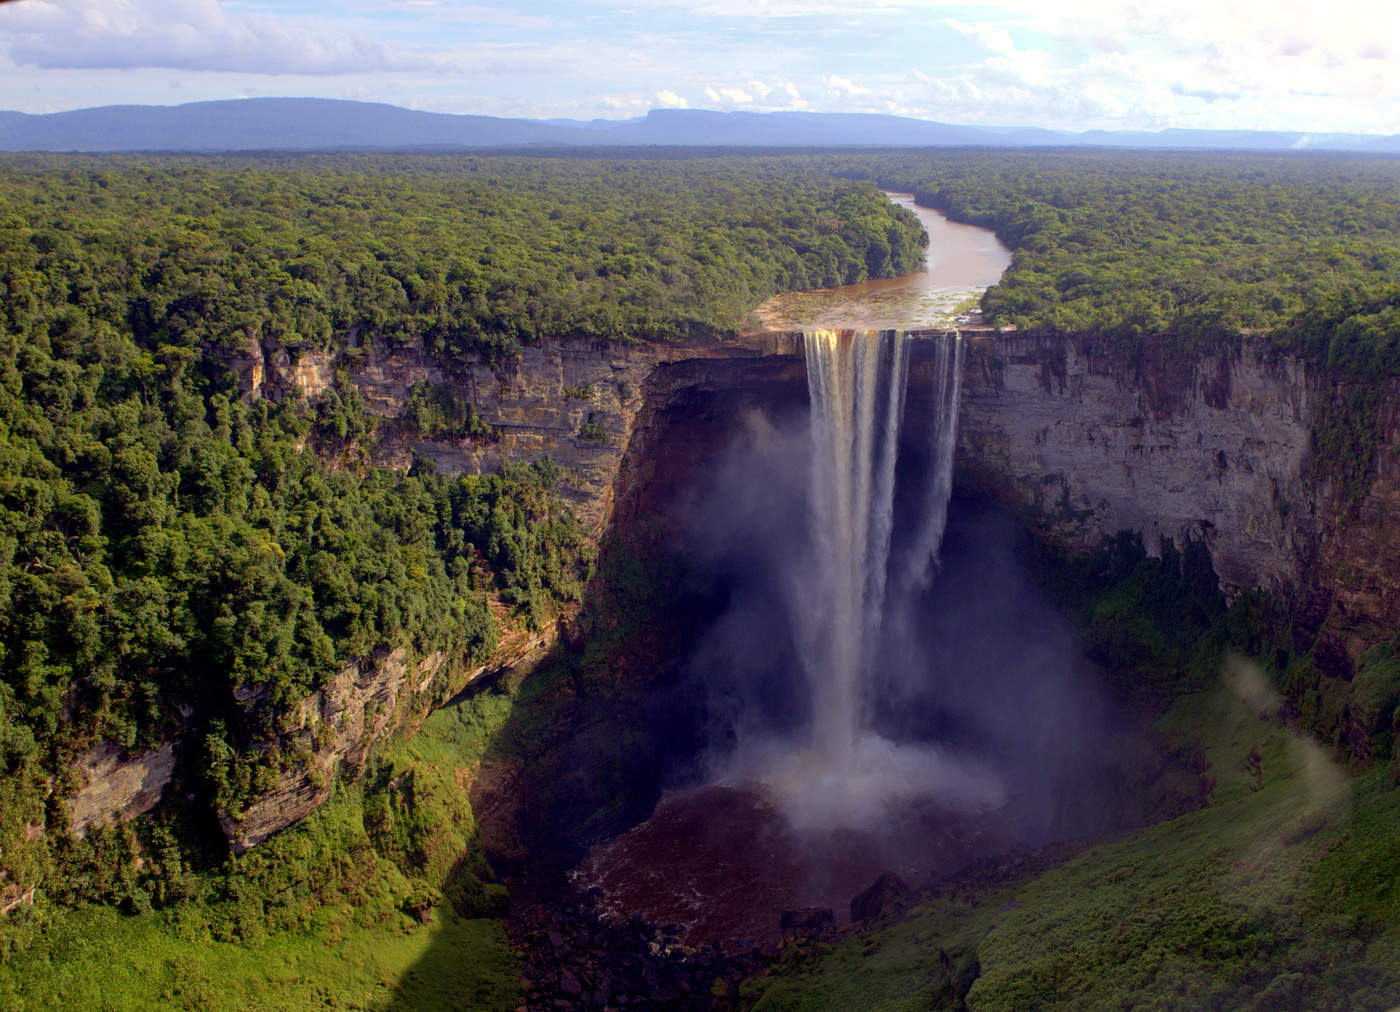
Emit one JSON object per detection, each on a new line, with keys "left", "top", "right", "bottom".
{"left": 1, "top": 677, "right": 525, "bottom": 1009}
{"left": 0, "top": 151, "right": 922, "bottom": 945}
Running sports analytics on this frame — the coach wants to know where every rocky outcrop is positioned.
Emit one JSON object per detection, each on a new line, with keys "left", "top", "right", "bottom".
{"left": 850, "top": 871, "right": 912, "bottom": 922}
{"left": 222, "top": 331, "right": 804, "bottom": 534}
{"left": 221, "top": 627, "right": 559, "bottom": 854}
{"left": 955, "top": 330, "right": 1400, "bottom": 678}
{"left": 65, "top": 741, "right": 179, "bottom": 836}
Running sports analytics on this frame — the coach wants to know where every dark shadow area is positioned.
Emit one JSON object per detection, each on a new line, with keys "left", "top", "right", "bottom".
{"left": 384, "top": 352, "right": 1212, "bottom": 1005}
{"left": 384, "top": 357, "right": 811, "bottom": 1008}
{"left": 873, "top": 494, "right": 1117, "bottom": 842}
{"left": 553, "top": 377, "right": 1219, "bottom": 954}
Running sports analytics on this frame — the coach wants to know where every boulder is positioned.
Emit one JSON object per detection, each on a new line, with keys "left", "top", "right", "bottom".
{"left": 780, "top": 907, "right": 834, "bottom": 937}
{"left": 850, "top": 871, "right": 912, "bottom": 922}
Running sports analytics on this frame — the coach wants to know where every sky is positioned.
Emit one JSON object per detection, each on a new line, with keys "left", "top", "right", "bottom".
{"left": 1, "top": 0, "right": 1397, "bottom": 135}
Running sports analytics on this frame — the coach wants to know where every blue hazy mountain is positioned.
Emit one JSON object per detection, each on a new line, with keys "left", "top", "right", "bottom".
{"left": 2, "top": 98, "right": 1397, "bottom": 154}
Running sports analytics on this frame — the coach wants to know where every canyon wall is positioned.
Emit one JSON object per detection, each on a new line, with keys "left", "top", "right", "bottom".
{"left": 222, "top": 331, "right": 804, "bottom": 533}
{"left": 68, "top": 331, "right": 806, "bottom": 852}
{"left": 954, "top": 330, "right": 1400, "bottom": 679}
{"left": 953, "top": 333, "right": 1313, "bottom": 597}
{"left": 71, "top": 326, "right": 1400, "bottom": 846}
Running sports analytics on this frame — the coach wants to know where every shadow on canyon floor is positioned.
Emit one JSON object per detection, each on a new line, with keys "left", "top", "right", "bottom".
{"left": 381, "top": 491, "right": 1224, "bottom": 1009}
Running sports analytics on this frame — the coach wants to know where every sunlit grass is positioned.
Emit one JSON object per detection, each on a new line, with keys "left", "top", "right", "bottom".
{"left": 745, "top": 675, "right": 1400, "bottom": 1010}
{"left": 0, "top": 900, "right": 515, "bottom": 1011}
{"left": 0, "top": 684, "right": 527, "bottom": 1011}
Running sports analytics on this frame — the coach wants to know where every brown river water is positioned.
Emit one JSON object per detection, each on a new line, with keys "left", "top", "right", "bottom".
{"left": 569, "top": 196, "right": 1014, "bottom": 949}
{"left": 750, "top": 193, "right": 1011, "bottom": 332}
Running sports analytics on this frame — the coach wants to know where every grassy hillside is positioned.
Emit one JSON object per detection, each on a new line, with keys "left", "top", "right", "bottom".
{"left": 0, "top": 677, "right": 526, "bottom": 1010}
{"left": 745, "top": 673, "right": 1400, "bottom": 1010}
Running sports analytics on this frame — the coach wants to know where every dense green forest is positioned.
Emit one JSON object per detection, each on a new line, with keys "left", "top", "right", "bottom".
{"left": 6, "top": 146, "right": 1400, "bottom": 1005}
{"left": 1, "top": 154, "right": 926, "bottom": 360}
{"left": 828, "top": 150, "right": 1400, "bottom": 358}
{"left": 0, "top": 153, "right": 925, "bottom": 906}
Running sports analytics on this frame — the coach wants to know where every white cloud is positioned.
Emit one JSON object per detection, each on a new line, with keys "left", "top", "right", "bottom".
{"left": 962, "top": 0, "right": 1400, "bottom": 130}
{"left": 1, "top": 0, "right": 430, "bottom": 74}
{"left": 945, "top": 17, "right": 1015, "bottom": 57}
{"left": 599, "top": 93, "right": 650, "bottom": 112}
{"left": 704, "top": 85, "right": 754, "bottom": 104}
{"left": 777, "top": 81, "right": 807, "bottom": 109}
{"left": 641, "top": 0, "right": 910, "bottom": 15}
{"left": 2, "top": 0, "right": 1399, "bottom": 132}
{"left": 823, "top": 74, "right": 869, "bottom": 98}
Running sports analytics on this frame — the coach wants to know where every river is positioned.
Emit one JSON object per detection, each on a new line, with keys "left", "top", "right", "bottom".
{"left": 750, "top": 193, "right": 1012, "bottom": 331}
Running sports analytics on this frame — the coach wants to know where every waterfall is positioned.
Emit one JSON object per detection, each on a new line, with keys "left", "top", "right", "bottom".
{"left": 721, "top": 327, "right": 999, "bottom": 829}
{"left": 798, "top": 328, "right": 967, "bottom": 767}
{"left": 800, "top": 329, "right": 908, "bottom": 762}
{"left": 899, "top": 331, "right": 965, "bottom": 595}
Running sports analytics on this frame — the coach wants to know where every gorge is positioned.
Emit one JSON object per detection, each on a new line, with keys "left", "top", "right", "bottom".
{"left": 6, "top": 153, "right": 1400, "bottom": 1009}
{"left": 208, "top": 222, "right": 1397, "bottom": 967}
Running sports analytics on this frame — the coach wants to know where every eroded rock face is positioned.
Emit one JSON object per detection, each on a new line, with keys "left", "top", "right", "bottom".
{"left": 955, "top": 330, "right": 1400, "bottom": 678}
{"left": 65, "top": 741, "right": 179, "bottom": 836}
{"left": 221, "top": 630, "right": 558, "bottom": 854}
{"left": 955, "top": 333, "right": 1315, "bottom": 596}
{"left": 223, "top": 331, "right": 804, "bottom": 535}
{"left": 78, "top": 327, "right": 1400, "bottom": 848}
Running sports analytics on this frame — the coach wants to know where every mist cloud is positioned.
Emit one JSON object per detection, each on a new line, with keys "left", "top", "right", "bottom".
{"left": 679, "top": 396, "right": 1114, "bottom": 843}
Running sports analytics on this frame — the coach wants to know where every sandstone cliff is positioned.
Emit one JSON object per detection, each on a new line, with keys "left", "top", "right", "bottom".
{"left": 955, "top": 333, "right": 1313, "bottom": 597}
{"left": 956, "top": 330, "right": 1400, "bottom": 684}
{"left": 67, "top": 326, "right": 1400, "bottom": 848}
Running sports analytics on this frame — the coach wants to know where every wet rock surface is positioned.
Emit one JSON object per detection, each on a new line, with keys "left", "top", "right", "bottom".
{"left": 778, "top": 907, "right": 834, "bottom": 937}
{"left": 507, "top": 837, "right": 1124, "bottom": 1011}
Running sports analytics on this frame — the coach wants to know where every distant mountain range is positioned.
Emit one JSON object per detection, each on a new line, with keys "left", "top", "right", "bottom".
{"left": 2, "top": 98, "right": 1398, "bottom": 154}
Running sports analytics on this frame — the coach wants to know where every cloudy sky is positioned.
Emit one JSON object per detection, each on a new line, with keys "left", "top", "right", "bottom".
{"left": 1, "top": 0, "right": 1396, "bottom": 134}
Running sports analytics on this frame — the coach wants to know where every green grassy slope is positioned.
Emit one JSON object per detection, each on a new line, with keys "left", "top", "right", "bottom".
{"left": 0, "top": 685, "right": 527, "bottom": 1010}
{"left": 744, "top": 671, "right": 1400, "bottom": 1010}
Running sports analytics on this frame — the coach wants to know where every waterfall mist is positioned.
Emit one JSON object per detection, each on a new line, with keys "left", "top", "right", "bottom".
{"left": 681, "top": 329, "right": 1110, "bottom": 844}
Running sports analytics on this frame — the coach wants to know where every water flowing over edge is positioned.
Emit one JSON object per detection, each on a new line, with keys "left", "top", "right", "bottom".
{"left": 728, "top": 329, "right": 1006, "bottom": 831}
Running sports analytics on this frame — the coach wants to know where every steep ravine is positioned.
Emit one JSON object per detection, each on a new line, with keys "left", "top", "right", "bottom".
{"left": 66, "top": 327, "right": 1400, "bottom": 848}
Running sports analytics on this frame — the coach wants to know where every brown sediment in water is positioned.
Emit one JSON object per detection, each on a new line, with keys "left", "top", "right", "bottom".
{"left": 751, "top": 193, "right": 1012, "bottom": 332}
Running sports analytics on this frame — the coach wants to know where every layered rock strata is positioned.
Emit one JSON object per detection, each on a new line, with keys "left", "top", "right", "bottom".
{"left": 69, "top": 327, "right": 1400, "bottom": 847}
{"left": 954, "top": 330, "right": 1400, "bottom": 678}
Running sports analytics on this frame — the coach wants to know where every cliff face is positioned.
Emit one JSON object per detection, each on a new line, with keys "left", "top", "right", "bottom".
{"left": 188, "top": 332, "right": 802, "bottom": 852}
{"left": 955, "top": 331, "right": 1400, "bottom": 681}
{"left": 70, "top": 327, "right": 1400, "bottom": 848}
{"left": 955, "top": 333, "right": 1314, "bottom": 596}
{"left": 222, "top": 331, "right": 804, "bottom": 534}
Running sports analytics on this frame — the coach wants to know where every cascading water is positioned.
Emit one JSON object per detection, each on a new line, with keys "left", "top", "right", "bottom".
{"left": 726, "top": 327, "right": 1003, "bottom": 830}
{"left": 801, "top": 329, "right": 909, "bottom": 762}
{"left": 898, "top": 331, "right": 965, "bottom": 596}
{"left": 572, "top": 210, "right": 1106, "bottom": 945}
